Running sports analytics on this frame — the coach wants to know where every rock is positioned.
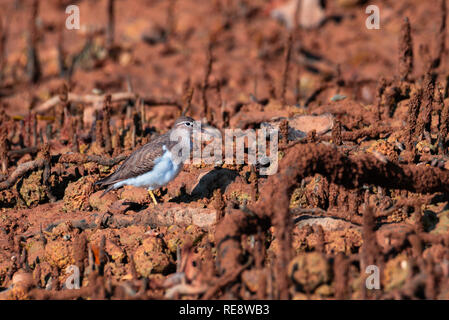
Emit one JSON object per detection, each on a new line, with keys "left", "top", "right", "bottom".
{"left": 376, "top": 223, "right": 413, "bottom": 252}
{"left": 324, "top": 229, "right": 362, "bottom": 255}
{"left": 34, "top": 261, "right": 52, "bottom": 288}
{"left": 164, "top": 224, "right": 205, "bottom": 254}
{"left": 17, "top": 170, "right": 47, "bottom": 207}
{"left": 165, "top": 170, "right": 195, "bottom": 198}
{"left": 262, "top": 113, "right": 334, "bottom": 142}
{"left": 12, "top": 270, "right": 34, "bottom": 289}
{"left": 0, "top": 189, "right": 16, "bottom": 207}
{"left": 295, "top": 215, "right": 360, "bottom": 231}
{"left": 423, "top": 244, "right": 447, "bottom": 264}
{"left": 367, "top": 139, "right": 399, "bottom": 163}
{"left": 422, "top": 210, "right": 438, "bottom": 232}
{"left": 44, "top": 240, "right": 74, "bottom": 269}
{"left": 89, "top": 190, "right": 118, "bottom": 213}
{"left": 108, "top": 200, "right": 132, "bottom": 215}
{"left": 290, "top": 187, "right": 307, "bottom": 208}
{"left": 119, "top": 186, "right": 149, "bottom": 204}
{"left": 106, "top": 240, "right": 126, "bottom": 262}
{"left": 224, "top": 176, "right": 256, "bottom": 206}
{"left": 133, "top": 236, "right": 172, "bottom": 277}
{"left": 330, "top": 94, "right": 347, "bottom": 102}
{"left": 383, "top": 254, "right": 411, "bottom": 292}
{"left": 49, "top": 221, "right": 73, "bottom": 238}
{"left": 89, "top": 230, "right": 126, "bottom": 262}
{"left": 416, "top": 140, "right": 436, "bottom": 154}
{"left": 1, "top": 283, "right": 30, "bottom": 300}
{"left": 270, "top": 0, "right": 326, "bottom": 30}
{"left": 119, "top": 51, "right": 132, "bottom": 66}
{"left": 118, "top": 226, "right": 146, "bottom": 247}
{"left": 26, "top": 239, "right": 46, "bottom": 267}
{"left": 242, "top": 269, "right": 266, "bottom": 293}
{"left": 431, "top": 210, "right": 449, "bottom": 235}
{"left": 315, "top": 284, "right": 333, "bottom": 297}
{"left": 143, "top": 203, "right": 217, "bottom": 230}
{"left": 288, "top": 252, "right": 331, "bottom": 292}
{"left": 288, "top": 113, "right": 334, "bottom": 135}
{"left": 104, "top": 261, "right": 128, "bottom": 280}
{"left": 63, "top": 176, "right": 95, "bottom": 212}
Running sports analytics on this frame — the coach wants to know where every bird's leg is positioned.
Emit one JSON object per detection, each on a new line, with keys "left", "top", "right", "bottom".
{"left": 148, "top": 190, "right": 158, "bottom": 205}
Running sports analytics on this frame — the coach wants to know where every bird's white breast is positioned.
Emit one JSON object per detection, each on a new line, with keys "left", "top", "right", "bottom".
{"left": 113, "top": 146, "right": 183, "bottom": 190}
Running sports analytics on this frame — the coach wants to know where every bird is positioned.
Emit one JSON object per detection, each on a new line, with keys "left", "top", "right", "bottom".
{"left": 94, "top": 116, "right": 208, "bottom": 205}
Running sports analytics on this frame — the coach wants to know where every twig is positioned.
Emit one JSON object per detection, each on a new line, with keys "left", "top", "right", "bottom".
{"left": 405, "top": 88, "right": 422, "bottom": 151}
{"left": 438, "top": 90, "right": 449, "bottom": 152}
{"left": 432, "top": 0, "right": 447, "bottom": 69}
{"left": 415, "top": 71, "right": 435, "bottom": 138}
{"left": 102, "top": 95, "right": 112, "bottom": 154}
{"left": 34, "top": 92, "right": 181, "bottom": 114}
{"left": 166, "top": 0, "right": 176, "bottom": 38}
{"left": 165, "top": 283, "right": 207, "bottom": 299}
{"left": 26, "top": 0, "right": 41, "bottom": 83}
{"left": 202, "top": 257, "right": 252, "bottom": 299}
{"left": 40, "top": 143, "right": 56, "bottom": 202}
{"left": 0, "top": 127, "right": 8, "bottom": 173}
{"left": 0, "top": 14, "right": 8, "bottom": 82}
{"left": 304, "top": 84, "right": 330, "bottom": 106}
{"left": 376, "top": 78, "right": 387, "bottom": 120}
{"left": 7, "top": 147, "right": 38, "bottom": 158}
{"left": 56, "top": 153, "right": 128, "bottom": 167}
{"left": 95, "top": 118, "right": 104, "bottom": 149}
{"left": 332, "top": 119, "right": 342, "bottom": 145}
{"left": 202, "top": 40, "right": 213, "bottom": 123}
{"left": 0, "top": 158, "right": 45, "bottom": 190}
{"left": 0, "top": 153, "right": 128, "bottom": 191}
{"left": 280, "top": 33, "right": 293, "bottom": 105}
{"left": 181, "top": 79, "right": 194, "bottom": 116}
{"left": 399, "top": 17, "right": 413, "bottom": 82}
{"left": 106, "top": 0, "right": 115, "bottom": 50}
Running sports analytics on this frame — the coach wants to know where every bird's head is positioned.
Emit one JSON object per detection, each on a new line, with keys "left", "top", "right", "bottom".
{"left": 173, "top": 116, "right": 195, "bottom": 131}
{"left": 169, "top": 116, "right": 222, "bottom": 164}
{"left": 172, "top": 116, "right": 220, "bottom": 138}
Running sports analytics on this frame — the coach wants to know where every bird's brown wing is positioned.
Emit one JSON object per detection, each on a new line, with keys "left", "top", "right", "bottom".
{"left": 95, "top": 133, "right": 173, "bottom": 187}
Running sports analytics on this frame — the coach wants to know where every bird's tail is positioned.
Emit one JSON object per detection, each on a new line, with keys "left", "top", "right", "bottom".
{"left": 94, "top": 175, "right": 110, "bottom": 187}
{"left": 99, "top": 184, "right": 116, "bottom": 198}
{"left": 94, "top": 174, "right": 116, "bottom": 198}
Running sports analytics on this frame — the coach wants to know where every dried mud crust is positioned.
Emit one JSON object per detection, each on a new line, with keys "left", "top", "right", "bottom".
{"left": 1, "top": 0, "right": 449, "bottom": 300}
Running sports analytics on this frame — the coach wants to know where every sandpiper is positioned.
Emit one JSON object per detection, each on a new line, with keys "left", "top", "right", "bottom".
{"left": 95, "top": 116, "right": 209, "bottom": 204}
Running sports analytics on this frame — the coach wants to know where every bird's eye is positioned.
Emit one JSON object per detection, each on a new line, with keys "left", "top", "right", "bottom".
{"left": 185, "top": 122, "right": 192, "bottom": 126}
